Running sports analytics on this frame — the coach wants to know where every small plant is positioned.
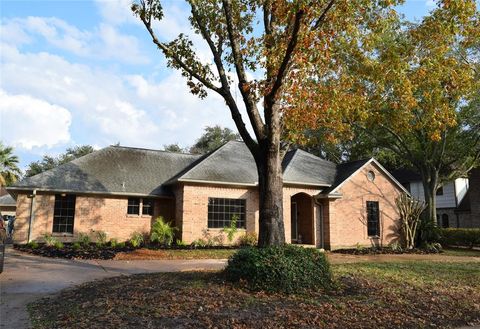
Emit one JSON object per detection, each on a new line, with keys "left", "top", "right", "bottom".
{"left": 43, "top": 233, "right": 58, "bottom": 247}
{"left": 238, "top": 232, "right": 257, "bottom": 247}
{"left": 223, "top": 215, "right": 238, "bottom": 243}
{"left": 95, "top": 231, "right": 108, "bottom": 247}
{"left": 191, "top": 238, "right": 207, "bottom": 248}
{"left": 421, "top": 242, "right": 443, "bottom": 253}
{"left": 77, "top": 232, "right": 91, "bottom": 246}
{"left": 54, "top": 240, "right": 64, "bottom": 249}
{"left": 176, "top": 239, "right": 187, "bottom": 247}
{"left": 109, "top": 238, "right": 119, "bottom": 248}
{"left": 117, "top": 241, "right": 126, "bottom": 248}
{"left": 355, "top": 242, "right": 365, "bottom": 251}
{"left": 130, "top": 232, "right": 144, "bottom": 248}
{"left": 389, "top": 240, "right": 403, "bottom": 252}
{"left": 150, "top": 217, "right": 177, "bottom": 247}
{"left": 26, "top": 241, "right": 39, "bottom": 249}
{"left": 72, "top": 241, "right": 82, "bottom": 250}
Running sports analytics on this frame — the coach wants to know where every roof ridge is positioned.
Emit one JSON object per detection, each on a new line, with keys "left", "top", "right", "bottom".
{"left": 111, "top": 145, "right": 197, "bottom": 156}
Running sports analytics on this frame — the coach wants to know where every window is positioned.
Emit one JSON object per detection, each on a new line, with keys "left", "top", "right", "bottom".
{"left": 366, "top": 201, "right": 380, "bottom": 237}
{"left": 208, "top": 198, "right": 246, "bottom": 229}
{"left": 436, "top": 186, "right": 444, "bottom": 195}
{"left": 127, "top": 198, "right": 140, "bottom": 215}
{"left": 53, "top": 194, "right": 76, "bottom": 234}
{"left": 142, "top": 199, "right": 153, "bottom": 215}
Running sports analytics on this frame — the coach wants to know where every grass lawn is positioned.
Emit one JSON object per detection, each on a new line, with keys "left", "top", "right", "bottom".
{"left": 442, "top": 247, "right": 480, "bottom": 257}
{"left": 114, "top": 248, "right": 239, "bottom": 260}
{"left": 29, "top": 260, "right": 480, "bottom": 329}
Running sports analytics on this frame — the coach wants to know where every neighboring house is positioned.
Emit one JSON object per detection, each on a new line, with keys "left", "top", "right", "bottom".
{"left": 453, "top": 169, "right": 480, "bottom": 228}
{"left": 0, "top": 193, "right": 16, "bottom": 217}
{"left": 392, "top": 169, "right": 478, "bottom": 228}
{"left": 7, "top": 141, "right": 407, "bottom": 250}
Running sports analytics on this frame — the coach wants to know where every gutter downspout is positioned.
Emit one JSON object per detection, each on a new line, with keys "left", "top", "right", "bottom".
{"left": 314, "top": 197, "right": 324, "bottom": 250}
{"left": 27, "top": 190, "right": 37, "bottom": 243}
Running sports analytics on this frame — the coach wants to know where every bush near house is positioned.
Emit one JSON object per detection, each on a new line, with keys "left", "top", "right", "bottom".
{"left": 440, "top": 228, "right": 480, "bottom": 248}
{"left": 225, "top": 245, "right": 332, "bottom": 294}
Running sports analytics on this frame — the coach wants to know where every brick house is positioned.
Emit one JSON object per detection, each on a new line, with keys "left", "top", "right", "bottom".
{"left": 7, "top": 141, "right": 407, "bottom": 249}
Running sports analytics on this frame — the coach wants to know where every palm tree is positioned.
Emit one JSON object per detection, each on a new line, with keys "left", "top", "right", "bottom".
{"left": 0, "top": 142, "right": 21, "bottom": 186}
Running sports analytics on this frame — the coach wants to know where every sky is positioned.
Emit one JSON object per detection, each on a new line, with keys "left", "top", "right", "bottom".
{"left": 0, "top": 0, "right": 440, "bottom": 170}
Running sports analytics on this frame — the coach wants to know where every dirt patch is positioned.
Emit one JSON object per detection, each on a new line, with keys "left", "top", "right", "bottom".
{"left": 14, "top": 243, "right": 134, "bottom": 260}
{"left": 28, "top": 269, "right": 480, "bottom": 329}
{"left": 114, "top": 248, "right": 237, "bottom": 260}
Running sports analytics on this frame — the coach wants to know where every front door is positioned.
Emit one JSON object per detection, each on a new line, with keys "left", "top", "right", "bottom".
{"left": 291, "top": 202, "right": 298, "bottom": 242}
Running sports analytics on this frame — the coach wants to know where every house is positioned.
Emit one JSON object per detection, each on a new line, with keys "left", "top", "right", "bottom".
{"left": 7, "top": 141, "right": 408, "bottom": 250}
{"left": 0, "top": 193, "right": 16, "bottom": 218}
{"left": 392, "top": 169, "right": 478, "bottom": 228}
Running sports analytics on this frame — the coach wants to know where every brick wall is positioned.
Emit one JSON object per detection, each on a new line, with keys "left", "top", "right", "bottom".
{"left": 327, "top": 162, "right": 403, "bottom": 249}
{"left": 13, "top": 193, "right": 174, "bottom": 243}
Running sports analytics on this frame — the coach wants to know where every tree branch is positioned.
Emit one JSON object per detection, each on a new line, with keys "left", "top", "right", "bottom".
{"left": 222, "top": 0, "right": 266, "bottom": 141}
{"left": 313, "top": 0, "right": 335, "bottom": 29}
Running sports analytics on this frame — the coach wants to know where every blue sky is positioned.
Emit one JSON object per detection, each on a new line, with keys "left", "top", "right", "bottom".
{"left": 0, "top": 0, "right": 441, "bottom": 170}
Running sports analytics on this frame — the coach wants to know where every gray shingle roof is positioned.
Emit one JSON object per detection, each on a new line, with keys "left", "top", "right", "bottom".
{"left": 283, "top": 149, "right": 336, "bottom": 186}
{"left": 0, "top": 194, "right": 15, "bottom": 206}
{"left": 10, "top": 146, "right": 201, "bottom": 196}
{"left": 9, "top": 141, "right": 400, "bottom": 196}
{"left": 168, "top": 141, "right": 258, "bottom": 185}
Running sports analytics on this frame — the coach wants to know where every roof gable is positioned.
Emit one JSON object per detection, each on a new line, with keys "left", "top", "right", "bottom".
{"left": 283, "top": 149, "right": 335, "bottom": 186}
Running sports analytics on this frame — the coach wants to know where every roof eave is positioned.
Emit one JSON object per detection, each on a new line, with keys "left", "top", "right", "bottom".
{"left": 6, "top": 187, "right": 173, "bottom": 198}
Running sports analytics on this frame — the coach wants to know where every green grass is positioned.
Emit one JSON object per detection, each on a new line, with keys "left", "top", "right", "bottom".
{"left": 442, "top": 247, "right": 480, "bottom": 257}
{"left": 333, "top": 261, "right": 480, "bottom": 288}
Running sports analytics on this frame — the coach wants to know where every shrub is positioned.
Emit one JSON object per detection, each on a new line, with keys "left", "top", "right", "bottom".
{"left": 176, "top": 239, "right": 187, "bottom": 247}
{"left": 421, "top": 242, "right": 443, "bottom": 253}
{"left": 26, "top": 241, "right": 39, "bottom": 249}
{"left": 417, "top": 218, "right": 441, "bottom": 246}
{"left": 389, "top": 240, "right": 403, "bottom": 252}
{"left": 72, "top": 242, "right": 82, "bottom": 250}
{"left": 109, "top": 238, "right": 119, "bottom": 248}
{"left": 223, "top": 215, "right": 238, "bottom": 243}
{"left": 43, "top": 233, "right": 58, "bottom": 247}
{"left": 95, "top": 231, "right": 108, "bottom": 247}
{"left": 130, "top": 232, "right": 144, "bottom": 248}
{"left": 78, "top": 233, "right": 91, "bottom": 246}
{"left": 191, "top": 238, "right": 207, "bottom": 248}
{"left": 238, "top": 232, "right": 257, "bottom": 247}
{"left": 225, "top": 245, "right": 333, "bottom": 294}
{"left": 439, "top": 228, "right": 480, "bottom": 248}
{"left": 150, "top": 217, "right": 177, "bottom": 247}
{"left": 117, "top": 241, "right": 126, "bottom": 248}
{"left": 54, "top": 240, "right": 64, "bottom": 249}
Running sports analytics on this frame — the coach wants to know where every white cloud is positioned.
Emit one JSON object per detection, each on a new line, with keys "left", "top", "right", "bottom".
{"left": 0, "top": 89, "right": 72, "bottom": 150}
{"left": 0, "top": 16, "right": 148, "bottom": 64}
{"left": 425, "top": 0, "right": 437, "bottom": 8}
{"left": 0, "top": 43, "right": 239, "bottom": 151}
{"left": 95, "top": 0, "right": 141, "bottom": 26}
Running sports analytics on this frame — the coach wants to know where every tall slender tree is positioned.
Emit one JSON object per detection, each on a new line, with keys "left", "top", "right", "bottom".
{"left": 133, "top": 0, "right": 399, "bottom": 246}
{"left": 0, "top": 142, "right": 21, "bottom": 186}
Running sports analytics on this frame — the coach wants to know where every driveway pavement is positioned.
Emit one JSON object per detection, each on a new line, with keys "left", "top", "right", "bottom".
{"left": 0, "top": 246, "right": 226, "bottom": 329}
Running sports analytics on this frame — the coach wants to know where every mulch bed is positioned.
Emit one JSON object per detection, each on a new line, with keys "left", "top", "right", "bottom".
{"left": 14, "top": 243, "right": 238, "bottom": 260}
{"left": 28, "top": 271, "right": 480, "bottom": 329}
{"left": 332, "top": 247, "right": 440, "bottom": 255}
{"left": 14, "top": 243, "right": 135, "bottom": 260}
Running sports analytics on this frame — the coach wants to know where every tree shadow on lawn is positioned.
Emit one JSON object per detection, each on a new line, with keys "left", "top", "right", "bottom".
{"left": 28, "top": 269, "right": 480, "bottom": 329}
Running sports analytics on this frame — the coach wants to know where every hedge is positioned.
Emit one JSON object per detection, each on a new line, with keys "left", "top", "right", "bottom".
{"left": 439, "top": 228, "right": 480, "bottom": 248}
{"left": 225, "top": 245, "right": 332, "bottom": 294}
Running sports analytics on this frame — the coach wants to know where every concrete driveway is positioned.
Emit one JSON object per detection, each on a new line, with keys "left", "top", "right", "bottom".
{"left": 0, "top": 246, "right": 227, "bottom": 329}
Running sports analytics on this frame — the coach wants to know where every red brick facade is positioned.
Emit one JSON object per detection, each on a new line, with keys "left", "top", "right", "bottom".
{"left": 12, "top": 162, "right": 402, "bottom": 248}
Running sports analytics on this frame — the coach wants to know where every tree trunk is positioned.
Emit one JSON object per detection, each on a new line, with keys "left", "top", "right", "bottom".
{"left": 256, "top": 141, "right": 286, "bottom": 247}
{"left": 421, "top": 169, "right": 438, "bottom": 224}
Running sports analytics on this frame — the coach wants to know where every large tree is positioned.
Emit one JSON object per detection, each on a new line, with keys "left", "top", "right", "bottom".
{"left": 0, "top": 142, "right": 21, "bottom": 186}
{"left": 26, "top": 145, "right": 94, "bottom": 177}
{"left": 189, "top": 125, "right": 240, "bottom": 154}
{"left": 133, "top": 0, "right": 398, "bottom": 246}
{"left": 297, "top": 0, "right": 480, "bottom": 222}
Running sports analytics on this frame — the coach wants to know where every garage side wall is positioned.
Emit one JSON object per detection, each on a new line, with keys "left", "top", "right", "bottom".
{"left": 328, "top": 163, "right": 403, "bottom": 249}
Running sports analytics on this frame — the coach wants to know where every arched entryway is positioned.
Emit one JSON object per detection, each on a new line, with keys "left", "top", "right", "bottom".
{"left": 291, "top": 193, "right": 314, "bottom": 244}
